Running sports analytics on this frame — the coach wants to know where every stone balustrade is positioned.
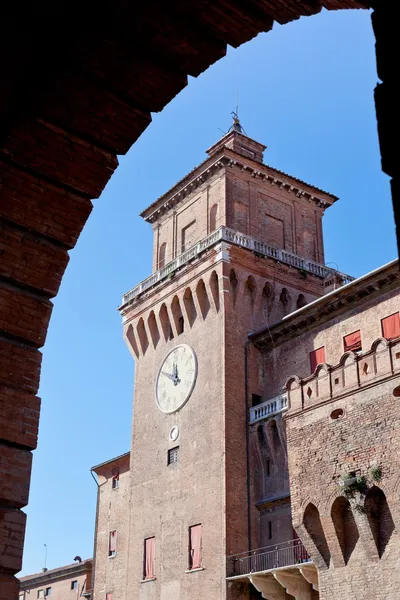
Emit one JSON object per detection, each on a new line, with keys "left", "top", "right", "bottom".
{"left": 249, "top": 393, "right": 288, "bottom": 424}
{"left": 121, "top": 227, "right": 353, "bottom": 306}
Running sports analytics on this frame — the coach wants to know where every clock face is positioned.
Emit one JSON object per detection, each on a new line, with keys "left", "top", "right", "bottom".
{"left": 155, "top": 344, "right": 197, "bottom": 414}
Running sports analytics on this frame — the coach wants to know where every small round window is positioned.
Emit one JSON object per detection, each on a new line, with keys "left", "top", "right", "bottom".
{"left": 330, "top": 408, "right": 344, "bottom": 420}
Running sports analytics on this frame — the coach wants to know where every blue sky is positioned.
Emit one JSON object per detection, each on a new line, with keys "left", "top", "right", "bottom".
{"left": 21, "top": 8, "right": 396, "bottom": 575}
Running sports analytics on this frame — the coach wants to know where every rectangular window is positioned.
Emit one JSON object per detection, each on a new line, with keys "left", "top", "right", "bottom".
{"left": 106, "top": 593, "right": 112, "bottom": 600}
{"left": 108, "top": 530, "right": 117, "bottom": 557}
{"left": 309, "top": 347, "right": 326, "bottom": 374}
{"left": 112, "top": 469, "right": 119, "bottom": 489}
{"left": 71, "top": 581, "right": 78, "bottom": 591}
{"left": 37, "top": 592, "right": 44, "bottom": 599}
{"left": 189, "top": 524, "right": 202, "bottom": 570}
{"left": 167, "top": 446, "right": 179, "bottom": 466}
{"left": 19, "top": 595, "right": 24, "bottom": 600}
{"left": 268, "top": 520, "right": 272, "bottom": 540}
{"left": 266, "top": 458, "right": 270, "bottom": 478}
{"left": 343, "top": 330, "right": 362, "bottom": 353}
{"left": 143, "top": 537, "right": 155, "bottom": 580}
{"left": 381, "top": 312, "right": 400, "bottom": 340}
{"left": 45, "top": 588, "right": 51, "bottom": 597}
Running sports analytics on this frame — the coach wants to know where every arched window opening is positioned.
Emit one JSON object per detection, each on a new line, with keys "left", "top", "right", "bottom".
{"left": 183, "top": 288, "right": 197, "bottom": 327}
{"left": 245, "top": 275, "right": 256, "bottom": 308}
{"left": 279, "top": 288, "right": 290, "bottom": 315}
{"left": 209, "top": 271, "right": 220, "bottom": 312}
{"left": 210, "top": 203, "right": 218, "bottom": 233}
{"left": 331, "top": 496, "right": 359, "bottom": 564}
{"left": 229, "top": 269, "right": 238, "bottom": 295}
{"left": 196, "top": 279, "right": 210, "bottom": 319}
{"left": 159, "top": 303, "right": 174, "bottom": 342}
{"left": 171, "top": 296, "right": 184, "bottom": 335}
{"left": 303, "top": 503, "right": 331, "bottom": 567}
{"left": 365, "top": 486, "right": 394, "bottom": 557}
{"left": 268, "top": 419, "right": 281, "bottom": 449}
{"left": 158, "top": 242, "right": 167, "bottom": 269}
{"left": 297, "top": 293, "right": 307, "bottom": 309}
{"left": 125, "top": 324, "right": 139, "bottom": 359}
{"left": 137, "top": 317, "right": 149, "bottom": 355}
{"left": 147, "top": 311, "right": 160, "bottom": 348}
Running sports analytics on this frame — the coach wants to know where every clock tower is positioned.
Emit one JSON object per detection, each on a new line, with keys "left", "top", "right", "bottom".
{"left": 118, "top": 117, "right": 339, "bottom": 600}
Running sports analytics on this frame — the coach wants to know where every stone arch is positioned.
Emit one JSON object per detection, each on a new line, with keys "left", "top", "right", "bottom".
{"left": 365, "top": 485, "right": 395, "bottom": 557}
{"left": 245, "top": 275, "right": 257, "bottom": 308}
{"left": 209, "top": 270, "right": 220, "bottom": 312}
{"left": 303, "top": 503, "right": 331, "bottom": 567}
{"left": 196, "top": 278, "right": 210, "bottom": 319}
{"left": 371, "top": 337, "right": 389, "bottom": 353}
{"left": 159, "top": 303, "right": 174, "bottom": 342}
{"left": 296, "top": 293, "right": 307, "bottom": 309}
{"left": 137, "top": 317, "right": 149, "bottom": 355}
{"left": 209, "top": 203, "right": 218, "bottom": 233}
{"left": 229, "top": 269, "right": 239, "bottom": 303}
{"left": 183, "top": 287, "right": 197, "bottom": 327}
{"left": 331, "top": 496, "right": 359, "bottom": 564}
{"left": 339, "top": 351, "right": 356, "bottom": 366}
{"left": 279, "top": 287, "right": 291, "bottom": 316}
{"left": 171, "top": 295, "right": 184, "bottom": 335}
{"left": 158, "top": 242, "right": 167, "bottom": 269}
{"left": 147, "top": 310, "right": 160, "bottom": 348}
{"left": 0, "top": 3, "right": 394, "bottom": 589}
{"left": 125, "top": 324, "right": 139, "bottom": 359}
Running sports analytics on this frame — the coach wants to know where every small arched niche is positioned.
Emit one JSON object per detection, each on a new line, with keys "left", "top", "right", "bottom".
{"left": 183, "top": 287, "right": 197, "bottom": 327}
{"left": 159, "top": 303, "right": 174, "bottom": 342}
{"left": 147, "top": 310, "right": 160, "bottom": 348}
{"left": 297, "top": 293, "right": 307, "bottom": 309}
{"left": 303, "top": 503, "right": 331, "bottom": 567}
{"left": 365, "top": 486, "right": 394, "bottom": 558}
{"left": 245, "top": 275, "right": 256, "bottom": 308}
{"left": 196, "top": 278, "right": 210, "bottom": 319}
{"left": 331, "top": 496, "right": 359, "bottom": 564}
{"left": 171, "top": 295, "right": 184, "bottom": 335}
{"left": 158, "top": 242, "right": 167, "bottom": 269}
{"left": 209, "top": 271, "right": 220, "bottom": 312}
{"left": 209, "top": 203, "right": 218, "bottom": 233}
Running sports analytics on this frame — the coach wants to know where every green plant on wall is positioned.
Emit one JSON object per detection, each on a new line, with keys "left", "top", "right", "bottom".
{"left": 370, "top": 465, "right": 382, "bottom": 482}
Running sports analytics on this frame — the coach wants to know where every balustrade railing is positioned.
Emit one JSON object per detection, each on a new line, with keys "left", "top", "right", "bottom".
{"left": 250, "top": 394, "right": 288, "bottom": 424}
{"left": 227, "top": 538, "right": 310, "bottom": 578}
{"left": 121, "top": 226, "right": 354, "bottom": 305}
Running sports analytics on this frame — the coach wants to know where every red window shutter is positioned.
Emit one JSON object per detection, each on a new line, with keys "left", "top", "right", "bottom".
{"left": 144, "top": 537, "right": 155, "bottom": 579}
{"left": 381, "top": 313, "right": 400, "bottom": 340}
{"left": 309, "top": 347, "right": 326, "bottom": 374}
{"left": 344, "top": 330, "right": 362, "bottom": 352}
{"left": 189, "top": 524, "right": 202, "bottom": 570}
{"left": 109, "top": 530, "right": 117, "bottom": 553}
{"left": 106, "top": 594, "right": 112, "bottom": 600}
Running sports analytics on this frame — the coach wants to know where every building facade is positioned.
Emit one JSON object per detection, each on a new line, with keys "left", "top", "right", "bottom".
{"left": 91, "top": 120, "right": 399, "bottom": 600}
{"left": 19, "top": 560, "right": 92, "bottom": 600}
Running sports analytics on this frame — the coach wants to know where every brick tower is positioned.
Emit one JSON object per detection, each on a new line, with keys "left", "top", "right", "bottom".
{"left": 117, "top": 116, "right": 343, "bottom": 600}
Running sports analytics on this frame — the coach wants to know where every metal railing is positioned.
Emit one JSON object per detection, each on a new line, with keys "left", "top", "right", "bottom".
{"left": 250, "top": 393, "right": 288, "bottom": 424}
{"left": 121, "top": 226, "right": 354, "bottom": 306}
{"left": 227, "top": 538, "right": 310, "bottom": 577}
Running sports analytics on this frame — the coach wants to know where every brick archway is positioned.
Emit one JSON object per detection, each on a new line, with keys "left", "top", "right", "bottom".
{"left": 0, "top": 1, "right": 396, "bottom": 596}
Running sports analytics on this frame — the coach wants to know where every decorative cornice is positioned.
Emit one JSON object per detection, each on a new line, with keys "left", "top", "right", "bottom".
{"left": 140, "top": 147, "right": 337, "bottom": 223}
{"left": 20, "top": 560, "right": 92, "bottom": 588}
{"left": 251, "top": 259, "right": 399, "bottom": 351}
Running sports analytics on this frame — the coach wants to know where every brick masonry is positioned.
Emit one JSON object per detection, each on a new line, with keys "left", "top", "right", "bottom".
{"left": 0, "top": 2, "right": 396, "bottom": 597}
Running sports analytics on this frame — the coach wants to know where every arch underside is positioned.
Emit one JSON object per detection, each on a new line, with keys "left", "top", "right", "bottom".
{"left": 0, "top": 0, "right": 397, "bottom": 595}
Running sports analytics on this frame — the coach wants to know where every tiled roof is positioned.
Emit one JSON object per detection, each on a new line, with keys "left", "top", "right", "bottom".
{"left": 20, "top": 559, "right": 92, "bottom": 582}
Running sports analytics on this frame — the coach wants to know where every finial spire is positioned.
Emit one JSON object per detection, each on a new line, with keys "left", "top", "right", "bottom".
{"left": 229, "top": 110, "right": 245, "bottom": 134}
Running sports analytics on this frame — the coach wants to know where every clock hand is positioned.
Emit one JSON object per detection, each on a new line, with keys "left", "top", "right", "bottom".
{"left": 161, "top": 371, "right": 175, "bottom": 382}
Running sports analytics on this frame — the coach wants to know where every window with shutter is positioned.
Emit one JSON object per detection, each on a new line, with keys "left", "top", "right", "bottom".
{"left": 309, "top": 347, "right": 326, "bottom": 374}
{"left": 143, "top": 537, "right": 155, "bottom": 579}
{"left": 381, "top": 312, "right": 400, "bottom": 340}
{"left": 109, "top": 530, "right": 117, "bottom": 557}
{"left": 112, "top": 469, "right": 119, "bottom": 489}
{"left": 189, "top": 524, "right": 202, "bottom": 570}
{"left": 344, "top": 330, "right": 362, "bottom": 353}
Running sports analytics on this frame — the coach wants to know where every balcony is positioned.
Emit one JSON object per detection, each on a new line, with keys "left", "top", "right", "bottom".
{"left": 227, "top": 539, "right": 319, "bottom": 599}
{"left": 227, "top": 539, "right": 310, "bottom": 577}
{"left": 250, "top": 394, "right": 288, "bottom": 424}
{"left": 120, "top": 226, "right": 353, "bottom": 306}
